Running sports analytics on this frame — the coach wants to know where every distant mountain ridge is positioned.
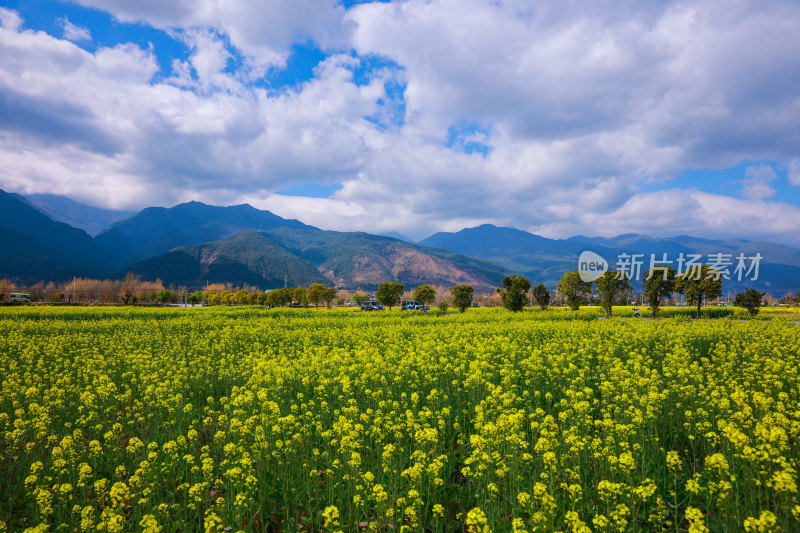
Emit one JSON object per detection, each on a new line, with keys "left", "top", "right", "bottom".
{"left": 0, "top": 192, "right": 503, "bottom": 290}
{"left": 95, "top": 201, "right": 311, "bottom": 269}
{"left": 25, "top": 193, "right": 133, "bottom": 236}
{"left": 420, "top": 224, "right": 618, "bottom": 290}
{"left": 567, "top": 233, "right": 800, "bottom": 266}
{"left": 421, "top": 224, "right": 800, "bottom": 294}
{"left": 0, "top": 224, "right": 107, "bottom": 282}
{"left": 422, "top": 224, "right": 592, "bottom": 258}
{"left": 1, "top": 189, "right": 798, "bottom": 294}
{"left": 0, "top": 190, "right": 106, "bottom": 271}
{"left": 103, "top": 201, "right": 506, "bottom": 290}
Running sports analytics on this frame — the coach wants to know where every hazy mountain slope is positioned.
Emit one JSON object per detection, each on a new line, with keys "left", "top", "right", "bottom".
{"left": 25, "top": 193, "right": 134, "bottom": 236}
{"left": 419, "top": 224, "right": 616, "bottom": 288}
{"left": 421, "top": 224, "right": 589, "bottom": 258}
{"left": 120, "top": 230, "right": 328, "bottom": 288}
{"left": 568, "top": 234, "right": 800, "bottom": 295}
{"left": 0, "top": 189, "right": 104, "bottom": 264}
{"left": 569, "top": 234, "right": 800, "bottom": 266}
{"left": 379, "top": 231, "right": 415, "bottom": 243}
{"left": 95, "top": 201, "right": 311, "bottom": 268}
{"left": 0, "top": 224, "right": 108, "bottom": 281}
{"left": 422, "top": 225, "right": 800, "bottom": 294}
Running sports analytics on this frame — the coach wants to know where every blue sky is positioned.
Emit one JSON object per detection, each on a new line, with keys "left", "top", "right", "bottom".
{"left": 647, "top": 161, "right": 800, "bottom": 207}
{"left": 1, "top": 0, "right": 800, "bottom": 244}
{"left": 3, "top": 0, "right": 187, "bottom": 78}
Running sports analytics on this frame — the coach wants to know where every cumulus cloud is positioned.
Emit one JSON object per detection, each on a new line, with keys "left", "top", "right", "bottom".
{"left": 741, "top": 164, "right": 777, "bottom": 200}
{"left": 2, "top": 2, "right": 800, "bottom": 245}
{"left": 0, "top": 7, "right": 22, "bottom": 31}
{"left": 169, "top": 29, "right": 235, "bottom": 91}
{"left": 534, "top": 188, "right": 800, "bottom": 246}
{"left": 58, "top": 16, "right": 91, "bottom": 42}
{"left": 70, "top": 0, "right": 350, "bottom": 75}
{"left": 788, "top": 159, "right": 800, "bottom": 187}
{"left": 0, "top": 12, "right": 387, "bottom": 209}
{"left": 349, "top": 1, "right": 800, "bottom": 162}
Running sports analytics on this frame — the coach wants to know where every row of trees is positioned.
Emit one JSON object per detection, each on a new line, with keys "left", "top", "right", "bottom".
{"left": 0, "top": 275, "right": 181, "bottom": 304}
{"left": 0, "top": 276, "right": 340, "bottom": 308}
{"left": 193, "top": 274, "right": 776, "bottom": 318}
{"left": 202, "top": 283, "right": 475, "bottom": 311}
{"left": 1, "top": 273, "right": 788, "bottom": 317}
{"left": 554, "top": 265, "right": 769, "bottom": 318}
{"left": 203, "top": 286, "right": 336, "bottom": 307}
{"left": 0, "top": 276, "right": 479, "bottom": 311}
{"left": 556, "top": 266, "right": 725, "bottom": 318}
{"left": 491, "top": 265, "right": 774, "bottom": 319}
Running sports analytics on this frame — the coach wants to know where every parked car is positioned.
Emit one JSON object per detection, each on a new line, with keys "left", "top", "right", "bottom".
{"left": 402, "top": 301, "right": 429, "bottom": 311}
{"left": 360, "top": 301, "right": 384, "bottom": 311}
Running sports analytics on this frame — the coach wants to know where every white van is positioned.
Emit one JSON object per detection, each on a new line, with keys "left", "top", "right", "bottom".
{"left": 9, "top": 293, "right": 31, "bottom": 303}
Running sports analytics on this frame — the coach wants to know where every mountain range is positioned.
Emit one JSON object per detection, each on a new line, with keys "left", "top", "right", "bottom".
{"left": 0, "top": 190, "right": 503, "bottom": 290}
{"left": 422, "top": 225, "right": 800, "bottom": 294}
{"left": 1, "top": 189, "right": 798, "bottom": 295}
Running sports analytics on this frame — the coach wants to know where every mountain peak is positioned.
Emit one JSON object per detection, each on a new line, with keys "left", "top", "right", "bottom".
{"left": 95, "top": 200, "right": 311, "bottom": 268}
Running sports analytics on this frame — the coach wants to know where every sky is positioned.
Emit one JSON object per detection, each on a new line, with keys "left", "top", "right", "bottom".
{"left": 1, "top": 0, "right": 800, "bottom": 245}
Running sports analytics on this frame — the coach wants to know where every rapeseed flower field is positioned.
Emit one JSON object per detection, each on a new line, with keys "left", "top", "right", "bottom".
{"left": 0, "top": 306, "right": 798, "bottom": 532}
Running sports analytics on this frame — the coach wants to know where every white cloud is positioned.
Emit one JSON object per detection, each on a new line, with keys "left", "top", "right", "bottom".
{"left": 170, "top": 29, "right": 236, "bottom": 92}
{"left": 2, "top": 2, "right": 800, "bottom": 246}
{"left": 71, "top": 0, "right": 350, "bottom": 75}
{"left": 58, "top": 16, "right": 91, "bottom": 42}
{"left": 0, "top": 12, "right": 387, "bottom": 208}
{"left": 350, "top": 1, "right": 800, "bottom": 159}
{"left": 534, "top": 188, "right": 800, "bottom": 247}
{"left": 741, "top": 164, "right": 777, "bottom": 199}
{"left": 788, "top": 159, "right": 800, "bottom": 187}
{"left": 0, "top": 7, "right": 22, "bottom": 31}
